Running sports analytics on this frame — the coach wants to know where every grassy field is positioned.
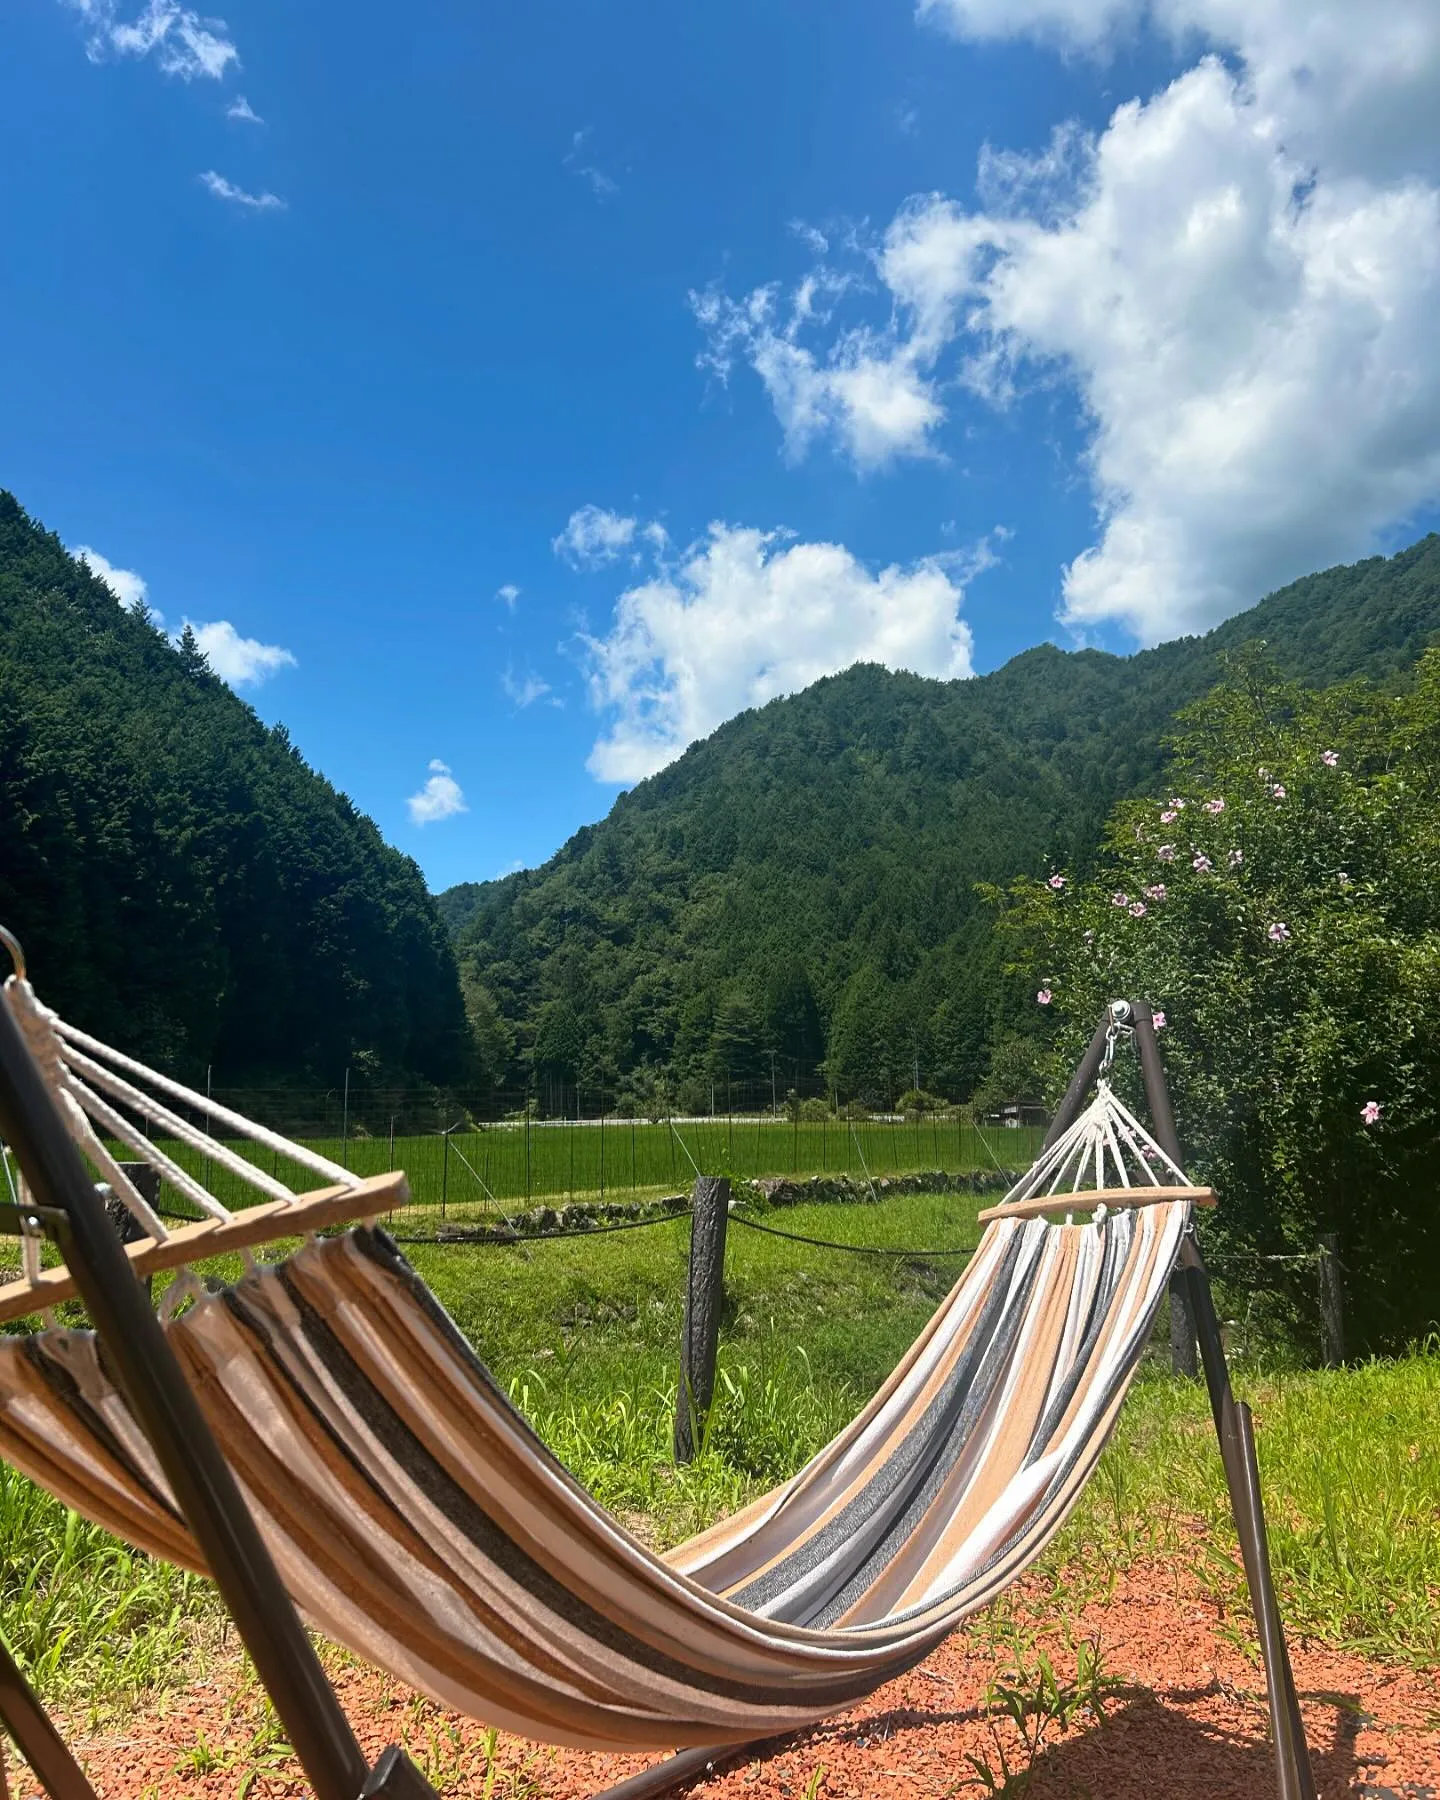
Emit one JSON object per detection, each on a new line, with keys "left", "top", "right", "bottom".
{"left": 1, "top": 1185, "right": 1436, "bottom": 1713}
{"left": 98, "top": 1116, "right": 1042, "bottom": 1220}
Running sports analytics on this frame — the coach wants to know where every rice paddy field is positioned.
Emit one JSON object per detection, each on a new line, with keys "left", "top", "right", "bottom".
{"left": 78, "top": 1115, "right": 1044, "bottom": 1223}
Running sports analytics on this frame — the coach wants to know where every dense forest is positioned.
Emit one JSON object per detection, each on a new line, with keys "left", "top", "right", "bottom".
{"left": 445, "top": 535, "right": 1440, "bottom": 1113}
{"left": 0, "top": 493, "right": 468, "bottom": 1086}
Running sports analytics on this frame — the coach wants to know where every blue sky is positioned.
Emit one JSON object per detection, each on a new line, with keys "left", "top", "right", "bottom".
{"left": 6, "top": 1, "right": 1440, "bottom": 893}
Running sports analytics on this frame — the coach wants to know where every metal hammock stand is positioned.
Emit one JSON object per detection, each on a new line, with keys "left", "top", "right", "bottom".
{"left": 0, "top": 978, "right": 1315, "bottom": 1800}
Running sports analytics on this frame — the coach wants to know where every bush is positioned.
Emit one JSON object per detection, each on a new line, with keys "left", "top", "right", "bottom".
{"left": 999, "top": 649, "right": 1440, "bottom": 1354}
{"left": 896, "top": 1087, "right": 947, "bottom": 1116}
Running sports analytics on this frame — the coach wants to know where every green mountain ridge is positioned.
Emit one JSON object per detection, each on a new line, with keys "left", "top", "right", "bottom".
{"left": 0, "top": 493, "right": 468, "bottom": 1085}
{"left": 444, "top": 534, "right": 1440, "bottom": 1108}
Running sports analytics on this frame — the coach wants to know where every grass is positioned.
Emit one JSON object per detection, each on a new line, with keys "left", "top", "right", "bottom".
{"left": 1, "top": 1185, "right": 1436, "bottom": 1716}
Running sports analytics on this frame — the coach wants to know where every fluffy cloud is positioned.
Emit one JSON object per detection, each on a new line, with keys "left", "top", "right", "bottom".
{"left": 501, "top": 667, "right": 552, "bottom": 709}
{"left": 186, "top": 619, "right": 296, "bottom": 686}
{"left": 496, "top": 583, "right": 521, "bottom": 610}
{"left": 407, "top": 760, "right": 468, "bottom": 826}
{"left": 226, "top": 94, "right": 262, "bottom": 124}
{"left": 553, "top": 505, "right": 638, "bottom": 568}
{"left": 584, "top": 524, "right": 980, "bottom": 783}
{"left": 200, "top": 171, "right": 285, "bottom": 210}
{"left": 700, "top": 1, "right": 1440, "bottom": 641}
{"left": 692, "top": 275, "right": 946, "bottom": 470}
{"left": 73, "top": 545, "right": 152, "bottom": 615}
{"left": 60, "top": 0, "right": 238, "bottom": 79}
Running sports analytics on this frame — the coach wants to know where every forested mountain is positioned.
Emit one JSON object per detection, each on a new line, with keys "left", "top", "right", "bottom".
{"left": 446, "top": 535, "right": 1440, "bottom": 1111}
{"left": 0, "top": 493, "right": 467, "bottom": 1085}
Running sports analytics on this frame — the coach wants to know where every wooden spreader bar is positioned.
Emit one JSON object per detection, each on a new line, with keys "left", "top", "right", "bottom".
{"left": 0, "top": 1169, "right": 409, "bottom": 1324}
{"left": 977, "top": 1183, "right": 1215, "bottom": 1224}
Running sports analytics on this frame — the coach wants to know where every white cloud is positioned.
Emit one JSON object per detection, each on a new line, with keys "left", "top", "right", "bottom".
{"left": 73, "top": 545, "right": 154, "bottom": 616}
{"left": 60, "top": 0, "right": 238, "bottom": 79}
{"left": 565, "top": 129, "right": 618, "bottom": 200}
{"left": 583, "top": 524, "right": 980, "bottom": 784}
{"left": 501, "top": 667, "right": 552, "bottom": 709}
{"left": 184, "top": 619, "right": 296, "bottom": 686}
{"left": 553, "top": 504, "right": 639, "bottom": 568}
{"left": 496, "top": 583, "right": 521, "bottom": 610}
{"left": 703, "top": 1, "right": 1440, "bottom": 641}
{"left": 408, "top": 759, "right": 468, "bottom": 826}
{"left": 226, "top": 94, "right": 262, "bottom": 123}
{"left": 200, "top": 170, "right": 285, "bottom": 210}
{"left": 691, "top": 271, "right": 947, "bottom": 470}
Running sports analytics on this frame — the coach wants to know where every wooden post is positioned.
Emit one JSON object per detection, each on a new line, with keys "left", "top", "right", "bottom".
{"left": 1318, "top": 1233, "right": 1345, "bottom": 1366}
{"left": 111, "top": 1162, "right": 160, "bottom": 1299}
{"left": 674, "top": 1175, "right": 730, "bottom": 1464}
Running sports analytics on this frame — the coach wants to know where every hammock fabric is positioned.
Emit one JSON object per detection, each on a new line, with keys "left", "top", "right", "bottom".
{"left": 0, "top": 972, "right": 1193, "bottom": 1752}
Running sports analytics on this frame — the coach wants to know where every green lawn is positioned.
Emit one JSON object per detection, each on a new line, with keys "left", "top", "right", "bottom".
{"left": 1, "top": 1186, "right": 1436, "bottom": 1711}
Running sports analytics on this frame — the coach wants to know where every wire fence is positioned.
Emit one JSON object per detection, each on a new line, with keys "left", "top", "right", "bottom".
{"left": 124, "top": 1112, "right": 1045, "bottom": 1229}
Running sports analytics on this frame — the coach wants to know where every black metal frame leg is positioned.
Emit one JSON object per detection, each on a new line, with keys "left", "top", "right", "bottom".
{"left": 0, "top": 1632, "right": 97, "bottom": 1800}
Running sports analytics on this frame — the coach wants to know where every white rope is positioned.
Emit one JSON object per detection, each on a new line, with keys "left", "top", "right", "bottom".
{"left": 997, "top": 1076, "right": 1194, "bottom": 1212}
{"left": 0, "top": 976, "right": 368, "bottom": 1302}
{"left": 1105, "top": 1086, "right": 1193, "bottom": 1186}
{"left": 60, "top": 1070, "right": 226, "bottom": 1224}
{"left": 52, "top": 1018, "right": 353, "bottom": 1188}
{"left": 4, "top": 984, "right": 173, "bottom": 1239}
{"left": 60, "top": 1041, "right": 294, "bottom": 1206}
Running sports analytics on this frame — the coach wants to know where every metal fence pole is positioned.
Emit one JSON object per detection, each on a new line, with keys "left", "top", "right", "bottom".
{"left": 1318, "top": 1234, "right": 1345, "bottom": 1366}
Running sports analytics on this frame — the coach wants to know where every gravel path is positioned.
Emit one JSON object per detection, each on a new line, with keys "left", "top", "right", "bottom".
{"left": 24, "top": 1560, "right": 1440, "bottom": 1799}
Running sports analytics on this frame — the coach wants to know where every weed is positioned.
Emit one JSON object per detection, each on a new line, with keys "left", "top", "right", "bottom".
{"left": 967, "top": 1625, "right": 1118, "bottom": 1794}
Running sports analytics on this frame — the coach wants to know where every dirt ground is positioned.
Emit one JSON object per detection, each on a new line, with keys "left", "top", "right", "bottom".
{"left": 24, "top": 1560, "right": 1440, "bottom": 1800}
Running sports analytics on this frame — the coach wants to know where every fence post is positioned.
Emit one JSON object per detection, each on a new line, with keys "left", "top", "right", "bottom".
{"left": 112, "top": 1162, "right": 160, "bottom": 1300}
{"left": 1318, "top": 1234, "right": 1345, "bottom": 1366}
{"left": 674, "top": 1175, "right": 731, "bottom": 1464}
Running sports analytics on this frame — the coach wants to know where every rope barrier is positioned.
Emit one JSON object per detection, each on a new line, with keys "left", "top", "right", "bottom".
{"left": 729, "top": 1212, "right": 976, "bottom": 1260}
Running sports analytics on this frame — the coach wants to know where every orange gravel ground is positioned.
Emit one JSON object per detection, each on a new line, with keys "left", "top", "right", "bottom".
{"left": 20, "top": 1561, "right": 1440, "bottom": 1800}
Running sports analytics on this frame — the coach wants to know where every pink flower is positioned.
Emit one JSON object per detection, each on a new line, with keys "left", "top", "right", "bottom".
{"left": 1268, "top": 921, "right": 1291, "bottom": 942}
{"left": 1361, "top": 1099, "right": 1381, "bottom": 1125}
{"left": 1192, "top": 853, "right": 1213, "bottom": 873}
{"left": 1160, "top": 809, "right": 1178, "bottom": 824}
{"left": 1144, "top": 883, "right": 1167, "bottom": 901}
{"left": 1157, "top": 844, "right": 1176, "bottom": 862}
{"left": 1152, "top": 1010, "right": 1166, "bottom": 1030}
{"left": 1048, "top": 874, "right": 1067, "bottom": 890}
{"left": 1037, "top": 988, "right": 1053, "bottom": 1006}
{"left": 1111, "top": 891, "right": 1131, "bottom": 908}
{"left": 1271, "top": 783, "right": 1287, "bottom": 800}
{"left": 1322, "top": 751, "right": 1339, "bottom": 767}
{"left": 1204, "top": 798, "right": 1225, "bottom": 814}
{"left": 1129, "top": 901, "right": 1147, "bottom": 917}
{"left": 1168, "top": 797, "right": 1187, "bottom": 810}
{"left": 1228, "top": 848, "right": 1244, "bottom": 869}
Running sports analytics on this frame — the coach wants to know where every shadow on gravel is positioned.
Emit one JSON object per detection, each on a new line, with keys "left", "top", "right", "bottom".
{"left": 1014, "top": 1683, "right": 1384, "bottom": 1800}
{"left": 691, "top": 1681, "right": 1404, "bottom": 1800}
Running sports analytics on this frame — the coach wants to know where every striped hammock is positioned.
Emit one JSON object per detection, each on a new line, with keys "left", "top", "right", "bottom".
{"left": 0, "top": 971, "right": 1198, "bottom": 1751}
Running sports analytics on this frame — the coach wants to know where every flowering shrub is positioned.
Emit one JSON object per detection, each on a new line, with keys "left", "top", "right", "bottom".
{"left": 997, "top": 650, "right": 1440, "bottom": 1353}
